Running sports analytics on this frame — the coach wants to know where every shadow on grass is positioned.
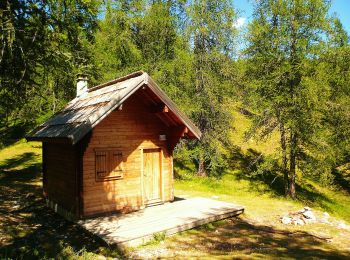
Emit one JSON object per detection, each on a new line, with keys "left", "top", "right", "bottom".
{"left": 0, "top": 152, "right": 123, "bottom": 259}
{"left": 229, "top": 147, "right": 337, "bottom": 213}
{"left": 174, "top": 159, "right": 195, "bottom": 180}
{"left": 0, "top": 152, "right": 38, "bottom": 171}
{"left": 165, "top": 217, "right": 350, "bottom": 259}
{"left": 0, "top": 123, "right": 36, "bottom": 148}
{"left": 333, "top": 166, "right": 350, "bottom": 194}
{"left": 229, "top": 147, "right": 284, "bottom": 195}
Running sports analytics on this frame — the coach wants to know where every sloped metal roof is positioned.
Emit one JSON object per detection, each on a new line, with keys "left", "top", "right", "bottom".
{"left": 26, "top": 71, "right": 201, "bottom": 144}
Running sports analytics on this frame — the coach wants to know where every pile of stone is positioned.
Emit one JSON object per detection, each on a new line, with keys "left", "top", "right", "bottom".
{"left": 281, "top": 207, "right": 316, "bottom": 225}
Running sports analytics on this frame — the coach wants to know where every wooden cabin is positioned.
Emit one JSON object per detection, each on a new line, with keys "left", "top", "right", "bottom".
{"left": 26, "top": 71, "right": 201, "bottom": 220}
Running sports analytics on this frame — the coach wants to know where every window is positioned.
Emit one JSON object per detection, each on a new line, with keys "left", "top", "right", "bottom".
{"left": 95, "top": 148, "right": 124, "bottom": 181}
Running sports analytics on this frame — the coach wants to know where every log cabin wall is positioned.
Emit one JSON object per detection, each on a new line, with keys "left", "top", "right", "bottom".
{"left": 43, "top": 142, "right": 78, "bottom": 215}
{"left": 82, "top": 91, "right": 173, "bottom": 217}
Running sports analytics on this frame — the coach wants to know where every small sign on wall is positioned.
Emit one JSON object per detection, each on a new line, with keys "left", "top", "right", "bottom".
{"left": 159, "top": 134, "right": 166, "bottom": 141}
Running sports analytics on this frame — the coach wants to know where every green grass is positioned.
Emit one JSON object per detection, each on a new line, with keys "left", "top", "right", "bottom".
{"left": 2, "top": 106, "right": 350, "bottom": 258}
{"left": 152, "top": 104, "right": 350, "bottom": 258}
{"left": 229, "top": 104, "right": 280, "bottom": 155}
{"left": 145, "top": 171, "right": 348, "bottom": 258}
{"left": 174, "top": 172, "right": 350, "bottom": 223}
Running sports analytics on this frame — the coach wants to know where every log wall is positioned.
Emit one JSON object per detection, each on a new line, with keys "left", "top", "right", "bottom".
{"left": 43, "top": 142, "right": 78, "bottom": 215}
{"left": 82, "top": 92, "right": 173, "bottom": 217}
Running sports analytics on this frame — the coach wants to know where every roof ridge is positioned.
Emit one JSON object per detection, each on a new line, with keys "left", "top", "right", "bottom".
{"left": 88, "top": 71, "right": 145, "bottom": 93}
{"left": 26, "top": 71, "right": 201, "bottom": 143}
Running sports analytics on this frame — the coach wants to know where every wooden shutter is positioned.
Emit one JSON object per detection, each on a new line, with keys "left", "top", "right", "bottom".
{"left": 95, "top": 151, "right": 108, "bottom": 179}
{"left": 111, "top": 151, "right": 123, "bottom": 173}
{"left": 95, "top": 149, "right": 124, "bottom": 181}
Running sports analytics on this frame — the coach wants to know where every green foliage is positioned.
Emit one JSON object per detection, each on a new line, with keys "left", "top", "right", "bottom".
{"left": 244, "top": 0, "right": 350, "bottom": 197}
{"left": 185, "top": 0, "right": 238, "bottom": 176}
{"left": 92, "top": 0, "right": 239, "bottom": 176}
{"left": 0, "top": 0, "right": 100, "bottom": 130}
{"left": 92, "top": 0, "right": 142, "bottom": 81}
{"left": 1, "top": 0, "right": 350, "bottom": 186}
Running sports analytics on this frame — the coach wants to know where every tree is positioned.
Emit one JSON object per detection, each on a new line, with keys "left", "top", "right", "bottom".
{"left": 92, "top": 0, "right": 142, "bottom": 81}
{"left": 186, "top": 0, "right": 237, "bottom": 176}
{"left": 318, "top": 18, "right": 350, "bottom": 177}
{"left": 93, "top": 0, "right": 239, "bottom": 177}
{"left": 245, "top": 0, "right": 332, "bottom": 198}
{"left": 0, "top": 0, "right": 99, "bottom": 135}
{"left": 92, "top": 0, "right": 182, "bottom": 83}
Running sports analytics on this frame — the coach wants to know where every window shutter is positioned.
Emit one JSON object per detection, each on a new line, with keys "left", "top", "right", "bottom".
{"left": 95, "top": 148, "right": 124, "bottom": 181}
{"left": 95, "top": 151, "right": 108, "bottom": 178}
{"left": 111, "top": 152, "right": 123, "bottom": 173}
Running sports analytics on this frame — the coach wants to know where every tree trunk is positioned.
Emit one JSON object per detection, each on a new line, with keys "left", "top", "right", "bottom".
{"left": 288, "top": 131, "right": 297, "bottom": 199}
{"left": 197, "top": 159, "right": 207, "bottom": 177}
{"left": 279, "top": 123, "right": 289, "bottom": 196}
{"left": 52, "top": 88, "right": 56, "bottom": 114}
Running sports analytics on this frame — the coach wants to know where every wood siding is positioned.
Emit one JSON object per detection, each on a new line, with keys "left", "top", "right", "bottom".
{"left": 82, "top": 91, "right": 173, "bottom": 217}
{"left": 44, "top": 142, "right": 78, "bottom": 214}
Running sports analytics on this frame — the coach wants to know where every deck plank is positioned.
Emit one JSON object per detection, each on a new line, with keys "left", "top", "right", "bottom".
{"left": 78, "top": 197, "right": 244, "bottom": 247}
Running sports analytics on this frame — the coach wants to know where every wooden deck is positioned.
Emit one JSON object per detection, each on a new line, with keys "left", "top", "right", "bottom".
{"left": 78, "top": 197, "right": 244, "bottom": 247}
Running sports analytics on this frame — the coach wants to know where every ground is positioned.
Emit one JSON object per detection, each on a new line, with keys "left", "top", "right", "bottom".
{"left": 0, "top": 140, "right": 121, "bottom": 259}
{"left": 130, "top": 175, "right": 350, "bottom": 259}
{"left": 1, "top": 140, "right": 350, "bottom": 259}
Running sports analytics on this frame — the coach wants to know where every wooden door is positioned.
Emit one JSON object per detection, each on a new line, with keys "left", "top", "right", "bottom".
{"left": 143, "top": 148, "right": 162, "bottom": 205}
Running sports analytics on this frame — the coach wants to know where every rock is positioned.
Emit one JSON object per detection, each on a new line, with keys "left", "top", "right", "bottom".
{"left": 281, "top": 216, "right": 292, "bottom": 224}
{"left": 337, "top": 221, "right": 350, "bottom": 231}
{"left": 302, "top": 208, "right": 316, "bottom": 222}
{"left": 320, "top": 212, "right": 330, "bottom": 224}
{"left": 303, "top": 218, "right": 313, "bottom": 224}
{"left": 294, "top": 218, "right": 305, "bottom": 226}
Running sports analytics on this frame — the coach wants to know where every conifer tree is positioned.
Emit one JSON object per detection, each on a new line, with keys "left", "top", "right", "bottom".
{"left": 187, "top": 0, "right": 237, "bottom": 176}
{"left": 245, "top": 0, "right": 332, "bottom": 198}
{"left": 0, "top": 0, "right": 99, "bottom": 130}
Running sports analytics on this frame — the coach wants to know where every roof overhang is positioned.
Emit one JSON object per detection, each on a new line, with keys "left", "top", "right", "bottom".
{"left": 26, "top": 71, "right": 201, "bottom": 144}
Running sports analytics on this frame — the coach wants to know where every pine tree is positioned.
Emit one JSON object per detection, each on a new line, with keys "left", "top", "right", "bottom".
{"left": 320, "top": 18, "right": 350, "bottom": 176}
{"left": 0, "top": 0, "right": 99, "bottom": 132}
{"left": 187, "top": 0, "right": 237, "bottom": 176}
{"left": 92, "top": 0, "right": 142, "bottom": 81}
{"left": 245, "top": 0, "right": 332, "bottom": 198}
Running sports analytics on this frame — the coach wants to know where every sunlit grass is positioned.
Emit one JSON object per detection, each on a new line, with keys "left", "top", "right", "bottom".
{"left": 1, "top": 130, "right": 350, "bottom": 258}
{"left": 173, "top": 172, "right": 350, "bottom": 256}
{"left": 0, "top": 139, "right": 42, "bottom": 167}
{"left": 229, "top": 102, "right": 280, "bottom": 155}
{"left": 175, "top": 172, "right": 350, "bottom": 223}
{"left": 168, "top": 105, "right": 350, "bottom": 257}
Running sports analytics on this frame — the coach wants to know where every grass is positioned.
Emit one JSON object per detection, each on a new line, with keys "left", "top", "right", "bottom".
{"left": 133, "top": 217, "right": 350, "bottom": 259}
{"left": 131, "top": 168, "right": 350, "bottom": 258}
{"left": 132, "top": 105, "right": 350, "bottom": 258}
{"left": 229, "top": 105, "right": 280, "bottom": 155}
{"left": 0, "top": 140, "right": 123, "bottom": 259}
{"left": 1, "top": 107, "right": 350, "bottom": 258}
{"left": 175, "top": 172, "right": 350, "bottom": 223}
